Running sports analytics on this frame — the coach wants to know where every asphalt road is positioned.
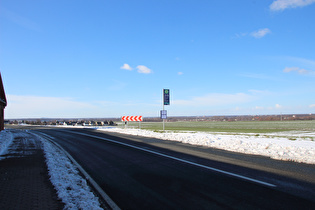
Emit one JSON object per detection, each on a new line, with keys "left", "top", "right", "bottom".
{"left": 14, "top": 126, "right": 315, "bottom": 209}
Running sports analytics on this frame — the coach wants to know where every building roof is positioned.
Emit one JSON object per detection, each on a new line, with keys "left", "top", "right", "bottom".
{"left": 0, "top": 73, "right": 7, "bottom": 107}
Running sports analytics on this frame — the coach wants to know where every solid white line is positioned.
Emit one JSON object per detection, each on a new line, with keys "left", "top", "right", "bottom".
{"left": 33, "top": 131, "right": 121, "bottom": 210}
{"left": 66, "top": 130, "right": 277, "bottom": 188}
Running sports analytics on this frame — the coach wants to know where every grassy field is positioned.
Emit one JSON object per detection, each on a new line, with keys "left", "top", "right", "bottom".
{"left": 121, "top": 120, "right": 315, "bottom": 133}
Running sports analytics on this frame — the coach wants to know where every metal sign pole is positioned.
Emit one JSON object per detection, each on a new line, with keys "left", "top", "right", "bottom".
{"left": 163, "top": 103, "right": 165, "bottom": 131}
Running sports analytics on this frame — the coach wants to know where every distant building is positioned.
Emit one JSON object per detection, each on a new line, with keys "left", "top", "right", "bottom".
{"left": 0, "top": 73, "right": 7, "bottom": 131}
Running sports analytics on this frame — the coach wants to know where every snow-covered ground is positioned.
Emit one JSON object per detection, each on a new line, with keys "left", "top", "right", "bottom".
{"left": 39, "top": 135, "right": 103, "bottom": 210}
{"left": 0, "top": 130, "right": 13, "bottom": 160}
{"left": 97, "top": 127, "right": 315, "bottom": 164}
{"left": 0, "top": 130, "right": 103, "bottom": 210}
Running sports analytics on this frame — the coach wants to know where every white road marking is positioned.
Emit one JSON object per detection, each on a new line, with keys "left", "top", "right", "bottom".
{"left": 34, "top": 131, "right": 121, "bottom": 210}
{"left": 65, "top": 130, "right": 277, "bottom": 188}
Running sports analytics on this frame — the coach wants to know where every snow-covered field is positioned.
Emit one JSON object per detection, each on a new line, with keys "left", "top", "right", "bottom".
{"left": 0, "top": 130, "right": 103, "bottom": 210}
{"left": 97, "top": 127, "right": 315, "bottom": 164}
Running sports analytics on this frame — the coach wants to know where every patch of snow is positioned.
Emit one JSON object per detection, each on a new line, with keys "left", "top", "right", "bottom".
{"left": 0, "top": 129, "right": 14, "bottom": 159}
{"left": 36, "top": 134, "right": 103, "bottom": 210}
{"left": 97, "top": 128, "right": 315, "bottom": 164}
{"left": 1, "top": 129, "right": 104, "bottom": 209}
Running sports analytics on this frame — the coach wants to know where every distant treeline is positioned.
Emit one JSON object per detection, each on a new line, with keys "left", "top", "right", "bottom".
{"left": 6, "top": 114, "right": 315, "bottom": 125}
{"left": 152, "top": 114, "right": 315, "bottom": 122}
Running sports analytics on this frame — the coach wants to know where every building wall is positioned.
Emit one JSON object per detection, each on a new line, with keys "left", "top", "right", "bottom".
{"left": 0, "top": 106, "right": 4, "bottom": 130}
{"left": 0, "top": 73, "right": 6, "bottom": 131}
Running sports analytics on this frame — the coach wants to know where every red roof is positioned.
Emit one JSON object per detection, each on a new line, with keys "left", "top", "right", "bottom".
{"left": 0, "top": 73, "right": 7, "bottom": 107}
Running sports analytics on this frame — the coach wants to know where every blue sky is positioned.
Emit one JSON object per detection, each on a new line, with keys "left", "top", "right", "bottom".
{"left": 1, "top": 0, "right": 315, "bottom": 119}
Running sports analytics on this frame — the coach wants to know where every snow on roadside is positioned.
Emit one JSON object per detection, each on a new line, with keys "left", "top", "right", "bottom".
{"left": 35, "top": 134, "right": 103, "bottom": 210}
{"left": 0, "top": 129, "right": 14, "bottom": 159}
{"left": 1, "top": 129, "right": 103, "bottom": 209}
{"left": 97, "top": 128, "right": 315, "bottom": 164}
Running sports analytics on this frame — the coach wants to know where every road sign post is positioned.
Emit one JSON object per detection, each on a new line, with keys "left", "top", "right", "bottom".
{"left": 162, "top": 89, "right": 170, "bottom": 132}
{"left": 160, "top": 110, "right": 167, "bottom": 131}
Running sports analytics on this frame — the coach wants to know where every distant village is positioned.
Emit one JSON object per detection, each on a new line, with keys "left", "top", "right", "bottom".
{"left": 5, "top": 113, "right": 315, "bottom": 126}
{"left": 5, "top": 119, "right": 118, "bottom": 126}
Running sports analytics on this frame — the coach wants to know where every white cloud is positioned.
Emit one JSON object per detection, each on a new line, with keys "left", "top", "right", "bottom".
{"left": 270, "top": 0, "right": 315, "bottom": 11}
{"left": 120, "top": 63, "right": 133, "bottom": 70}
{"left": 250, "top": 28, "right": 271, "bottom": 38}
{"left": 136, "top": 65, "right": 153, "bottom": 74}
{"left": 283, "top": 67, "right": 312, "bottom": 74}
{"left": 6, "top": 95, "right": 96, "bottom": 118}
{"left": 275, "top": 104, "right": 282, "bottom": 109}
{"left": 120, "top": 64, "right": 153, "bottom": 74}
{"left": 178, "top": 72, "right": 184, "bottom": 75}
{"left": 310, "top": 104, "right": 315, "bottom": 108}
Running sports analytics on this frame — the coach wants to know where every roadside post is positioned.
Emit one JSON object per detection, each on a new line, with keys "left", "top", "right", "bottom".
{"left": 124, "top": 121, "right": 128, "bottom": 129}
{"left": 161, "top": 89, "right": 170, "bottom": 132}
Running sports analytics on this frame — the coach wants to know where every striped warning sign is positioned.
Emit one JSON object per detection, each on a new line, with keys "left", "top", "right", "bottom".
{"left": 121, "top": 116, "right": 143, "bottom": 122}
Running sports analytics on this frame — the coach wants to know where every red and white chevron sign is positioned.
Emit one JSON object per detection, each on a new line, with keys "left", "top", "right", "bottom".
{"left": 121, "top": 116, "right": 143, "bottom": 122}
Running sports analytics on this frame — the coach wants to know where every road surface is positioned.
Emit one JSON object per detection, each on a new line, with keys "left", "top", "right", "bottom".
{"left": 13, "top": 126, "right": 315, "bottom": 209}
